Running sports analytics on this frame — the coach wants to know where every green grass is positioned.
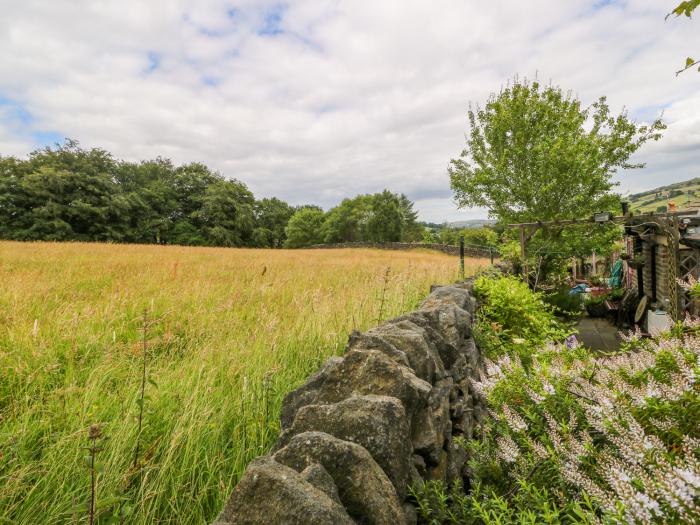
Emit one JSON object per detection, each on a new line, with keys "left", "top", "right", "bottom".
{"left": 0, "top": 241, "right": 485, "bottom": 524}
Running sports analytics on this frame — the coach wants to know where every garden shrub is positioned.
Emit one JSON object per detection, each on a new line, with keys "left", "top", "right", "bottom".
{"left": 412, "top": 275, "right": 699, "bottom": 524}
{"left": 413, "top": 322, "right": 700, "bottom": 524}
{"left": 472, "top": 274, "right": 570, "bottom": 365}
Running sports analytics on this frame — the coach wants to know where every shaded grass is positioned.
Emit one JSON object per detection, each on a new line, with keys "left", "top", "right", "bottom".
{"left": 0, "top": 241, "right": 486, "bottom": 524}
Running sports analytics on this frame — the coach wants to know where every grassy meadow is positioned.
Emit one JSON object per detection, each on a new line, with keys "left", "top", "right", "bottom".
{"left": 0, "top": 241, "right": 486, "bottom": 524}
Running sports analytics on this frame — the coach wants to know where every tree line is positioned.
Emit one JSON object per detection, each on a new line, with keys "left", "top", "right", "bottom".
{"left": 0, "top": 140, "right": 430, "bottom": 248}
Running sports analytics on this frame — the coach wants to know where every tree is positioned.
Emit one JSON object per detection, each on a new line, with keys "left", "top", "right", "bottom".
{"left": 198, "top": 179, "right": 255, "bottom": 246}
{"left": 449, "top": 79, "right": 664, "bottom": 277}
{"left": 284, "top": 207, "right": 326, "bottom": 248}
{"left": 366, "top": 190, "right": 403, "bottom": 242}
{"left": 668, "top": 1, "right": 699, "bottom": 74}
{"left": 449, "top": 79, "right": 665, "bottom": 227}
{"left": 253, "top": 197, "right": 294, "bottom": 247}
{"left": 397, "top": 194, "right": 424, "bottom": 242}
{"left": 321, "top": 195, "right": 372, "bottom": 243}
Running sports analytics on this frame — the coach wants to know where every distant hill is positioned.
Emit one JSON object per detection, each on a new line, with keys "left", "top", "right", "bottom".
{"left": 628, "top": 178, "right": 700, "bottom": 213}
{"left": 447, "top": 219, "right": 496, "bottom": 229}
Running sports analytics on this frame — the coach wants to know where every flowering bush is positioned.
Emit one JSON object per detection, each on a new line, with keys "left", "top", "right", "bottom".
{"left": 473, "top": 273, "right": 571, "bottom": 365}
{"left": 413, "top": 302, "right": 699, "bottom": 523}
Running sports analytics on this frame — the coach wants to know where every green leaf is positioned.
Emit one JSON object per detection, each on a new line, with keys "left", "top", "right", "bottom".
{"left": 83, "top": 455, "right": 94, "bottom": 467}
{"left": 68, "top": 501, "right": 90, "bottom": 513}
{"left": 136, "top": 398, "right": 144, "bottom": 408}
{"left": 147, "top": 377, "right": 158, "bottom": 388}
{"left": 687, "top": 57, "right": 695, "bottom": 67}
{"left": 96, "top": 495, "right": 128, "bottom": 508}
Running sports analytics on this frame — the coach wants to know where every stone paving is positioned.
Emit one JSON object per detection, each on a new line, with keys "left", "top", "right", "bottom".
{"left": 576, "top": 317, "right": 620, "bottom": 353}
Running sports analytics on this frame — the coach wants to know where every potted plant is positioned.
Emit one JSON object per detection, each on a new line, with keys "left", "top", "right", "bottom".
{"left": 628, "top": 255, "right": 646, "bottom": 269}
{"left": 585, "top": 294, "right": 609, "bottom": 317}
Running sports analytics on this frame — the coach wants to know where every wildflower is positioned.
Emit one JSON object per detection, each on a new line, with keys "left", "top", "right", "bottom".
{"left": 496, "top": 435, "right": 520, "bottom": 463}
{"left": 501, "top": 404, "right": 527, "bottom": 432}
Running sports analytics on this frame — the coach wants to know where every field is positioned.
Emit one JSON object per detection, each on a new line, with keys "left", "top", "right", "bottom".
{"left": 0, "top": 241, "right": 486, "bottom": 524}
{"left": 628, "top": 177, "right": 700, "bottom": 213}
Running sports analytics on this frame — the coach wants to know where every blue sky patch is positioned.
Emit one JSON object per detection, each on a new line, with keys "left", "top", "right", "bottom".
{"left": 258, "top": 4, "right": 287, "bottom": 36}
{"left": 0, "top": 95, "right": 33, "bottom": 125}
{"left": 0, "top": 94, "right": 63, "bottom": 148}
{"left": 145, "top": 51, "right": 161, "bottom": 73}
{"left": 31, "top": 131, "right": 64, "bottom": 147}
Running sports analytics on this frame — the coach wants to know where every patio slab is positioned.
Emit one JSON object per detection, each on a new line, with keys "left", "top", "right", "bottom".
{"left": 576, "top": 317, "right": 620, "bottom": 353}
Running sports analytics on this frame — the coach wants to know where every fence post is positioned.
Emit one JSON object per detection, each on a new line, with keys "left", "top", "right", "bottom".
{"left": 459, "top": 236, "right": 465, "bottom": 279}
{"left": 489, "top": 246, "right": 494, "bottom": 265}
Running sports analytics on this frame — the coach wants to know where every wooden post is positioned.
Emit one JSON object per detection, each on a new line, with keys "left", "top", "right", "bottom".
{"left": 591, "top": 252, "right": 597, "bottom": 276}
{"left": 519, "top": 225, "right": 528, "bottom": 283}
{"left": 459, "top": 236, "right": 465, "bottom": 279}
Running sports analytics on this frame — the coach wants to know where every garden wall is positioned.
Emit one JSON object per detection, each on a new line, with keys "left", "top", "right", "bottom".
{"left": 213, "top": 281, "right": 486, "bottom": 525}
{"left": 309, "top": 241, "right": 497, "bottom": 259}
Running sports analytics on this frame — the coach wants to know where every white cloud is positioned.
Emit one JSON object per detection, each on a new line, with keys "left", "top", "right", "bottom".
{"left": 0, "top": 0, "right": 698, "bottom": 222}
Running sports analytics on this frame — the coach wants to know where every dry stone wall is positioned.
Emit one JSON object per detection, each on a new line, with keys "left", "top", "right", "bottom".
{"left": 308, "top": 241, "right": 497, "bottom": 259}
{"left": 213, "top": 281, "right": 486, "bottom": 525}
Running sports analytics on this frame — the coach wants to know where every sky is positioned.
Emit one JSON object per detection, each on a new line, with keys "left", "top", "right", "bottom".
{"left": 0, "top": 1, "right": 698, "bottom": 223}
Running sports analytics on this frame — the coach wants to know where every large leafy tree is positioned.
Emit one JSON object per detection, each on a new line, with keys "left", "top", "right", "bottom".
{"left": 284, "top": 207, "right": 326, "bottom": 248}
{"left": 322, "top": 195, "right": 372, "bottom": 243}
{"left": 449, "top": 79, "right": 665, "bottom": 226}
{"left": 253, "top": 197, "right": 295, "bottom": 248}
{"left": 366, "top": 190, "right": 404, "bottom": 242}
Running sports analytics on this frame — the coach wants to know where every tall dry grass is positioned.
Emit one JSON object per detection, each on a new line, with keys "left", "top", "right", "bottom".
{"left": 0, "top": 241, "right": 486, "bottom": 524}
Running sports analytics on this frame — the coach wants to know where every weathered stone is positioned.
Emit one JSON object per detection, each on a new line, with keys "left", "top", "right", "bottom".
{"left": 279, "top": 348, "right": 431, "bottom": 431}
{"left": 446, "top": 440, "right": 469, "bottom": 485}
{"left": 280, "top": 356, "right": 344, "bottom": 429}
{"left": 217, "top": 457, "right": 354, "bottom": 525}
{"left": 403, "top": 503, "right": 418, "bottom": 525}
{"left": 412, "top": 454, "right": 427, "bottom": 477}
{"left": 212, "top": 282, "right": 489, "bottom": 525}
{"left": 391, "top": 310, "right": 461, "bottom": 370}
{"left": 274, "top": 431, "right": 405, "bottom": 525}
{"left": 346, "top": 330, "right": 411, "bottom": 368}
{"left": 277, "top": 395, "right": 412, "bottom": 499}
{"left": 423, "top": 286, "right": 471, "bottom": 311}
{"left": 300, "top": 463, "right": 341, "bottom": 505}
{"left": 412, "top": 378, "right": 452, "bottom": 465}
{"left": 368, "top": 320, "right": 445, "bottom": 382}
{"left": 427, "top": 449, "right": 449, "bottom": 482}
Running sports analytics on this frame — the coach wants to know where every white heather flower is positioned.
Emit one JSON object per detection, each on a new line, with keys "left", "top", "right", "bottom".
{"left": 542, "top": 379, "right": 555, "bottom": 395}
{"left": 501, "top": 404, "right": 527, "bottom": 432}
{"left": 496, "top": 435, "right": 520, "bottom": 463}
{"left": 525, "top": 386, "right": 545, "bottom": 404}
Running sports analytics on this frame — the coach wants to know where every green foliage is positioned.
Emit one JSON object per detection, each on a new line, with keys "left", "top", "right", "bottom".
{"left": 433, "top": 226, "right": 498, "bottom": 248}
{"left": 413, "top": 294, "right": 700, "bottom": 525}
{"left": 0, "top": 141, "right": 267, "bottom": 247}
{"left": 668, "top": 1, "right": 699, "bottom": 74}
{"left": 321, "top": 191, "right": 422, "bottom": 245}
{"left": 449, "top": 78, "right": 662, "bottom": 276}
{"left": 473, "top": 274, "right": 569, "bottom": 363}
{"left": 0, "top": 141, "right": 425, "bottom": 249}
{"left": 411, "top": 479, "right": 600, "bottom": 525}
{"left": 252, "top": 197, "right": 295, "bottom": 248}
{"left": 449, "top": 79, "right": 664, "bottom": 225}
{"left": 284, "top": 207, "right": 326, "bottom": 248}
{"left": 543, "top": 287, "right": 584, "bottom": 319}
